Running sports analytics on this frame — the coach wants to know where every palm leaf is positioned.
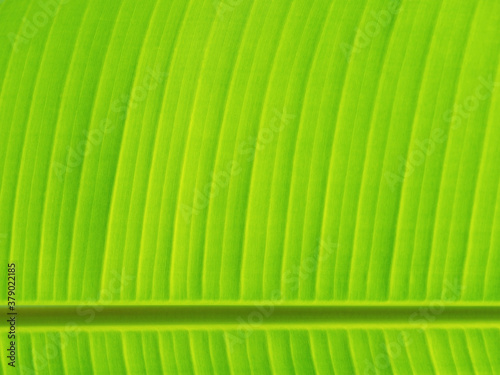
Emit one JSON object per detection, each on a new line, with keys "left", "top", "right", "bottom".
{"left": 0, "top": 0, "right": 499, "bottom": 373}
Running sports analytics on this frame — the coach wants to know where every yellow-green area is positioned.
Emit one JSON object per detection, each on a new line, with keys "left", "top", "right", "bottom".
{"left": 0, "top": 0, "right": 499, "bottom": 373}
{"left": 8, "top": 329, "right": 500, "bottom": 374}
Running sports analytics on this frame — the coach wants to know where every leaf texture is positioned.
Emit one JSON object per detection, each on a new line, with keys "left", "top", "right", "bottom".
{"left": 0, "top": 0, "right": 499, "bottom": 373}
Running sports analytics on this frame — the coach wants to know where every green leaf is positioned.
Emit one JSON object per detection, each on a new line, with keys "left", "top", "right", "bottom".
{"left": 0, "top": 0, "right": 499, "bottom": 373}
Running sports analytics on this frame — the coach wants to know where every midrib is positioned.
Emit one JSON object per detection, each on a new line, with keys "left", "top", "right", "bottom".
{"left": 5, "top": 304, "right": 500, "bottom": 330}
